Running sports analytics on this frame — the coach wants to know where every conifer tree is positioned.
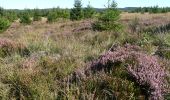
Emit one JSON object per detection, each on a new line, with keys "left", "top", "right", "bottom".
{"left": 20, "top": 11, "right": 32, "bottom": 24}
{"left": 47, "top": 10, "right": 58, "bottom": 23}
{"left": 83, "top": 2, "right": 95, "bottom": 19}
{"left": 33, "top": 8, "right": 42, "bottom": 21}
{"left": 70, "top": 0, "right": 83, "bottom": 21}
{"left": 0, "top": 7, "right": 4, "bottom": 16}
{"left": 92, "top": 0, "right": 122, "bottom": 31}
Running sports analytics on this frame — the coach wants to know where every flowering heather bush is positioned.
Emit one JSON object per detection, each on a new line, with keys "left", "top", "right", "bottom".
{"left": 72, "top": 44, "right": 168, "bottom": 99}
{"left": 0, "top": 38, "right": 29, "bottom": 57}
{"left": 0, "top": 38, "right": 16, "bottom": 47}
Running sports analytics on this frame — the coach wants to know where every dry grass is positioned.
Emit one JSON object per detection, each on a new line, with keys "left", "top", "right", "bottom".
{"left": 121, "top": 12, "right": 170, "bottom": 29}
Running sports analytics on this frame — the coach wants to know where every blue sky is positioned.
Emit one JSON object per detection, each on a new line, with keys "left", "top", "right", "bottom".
{"left": 0, "top": 0, "right": 170, "bottom": 9}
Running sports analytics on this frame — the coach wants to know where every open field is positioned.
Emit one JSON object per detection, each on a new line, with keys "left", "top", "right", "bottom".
{"left": 0, "top": 12, "right": 169, "bottom": 99}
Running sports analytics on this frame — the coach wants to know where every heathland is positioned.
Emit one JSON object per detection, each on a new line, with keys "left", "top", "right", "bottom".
{"left": 0, "top": 0, "right": 169, "bottom": 99}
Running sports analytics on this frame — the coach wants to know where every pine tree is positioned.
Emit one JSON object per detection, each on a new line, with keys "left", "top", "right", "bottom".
{"left": 20, "top": 11, "right": 32, "bottom": 24}
{"left": 33, "top": 8, "right": 42, "bottom": 21}
{"left": 83, "top": 2, "right": 95, "bottom": 19}
{"left": 47, "top": 11, "right": 58, "bottom": 23}
{"left": 92, "top": 0, "right": 122, "bottom": 31}
{"left": 0, "top": 7, "right": 4, "bottom": 16}
{"left": 70, "top": 0, "right": 83, "bottom": 21}
{"left": 151, "top": 5, "right": 159, "bottom": 13}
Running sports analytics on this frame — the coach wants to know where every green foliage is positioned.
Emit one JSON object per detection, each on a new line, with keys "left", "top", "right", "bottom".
{"left": 70, "top": 0, "right": 83, "bottom": 21}
{"left": 155, "top": 34, "right": 170, "bottom": 60}
{"left": 0, "top": 7, "right": 4, "bottom": 16}
{"left": 4, "top": 11, "right": 18, "bottom": 22}
{"left": 20, "top": 12, "right": 32, "bottom": 24}
{"left": 92, "top": 0, "right": 122, "bottom": 31}
{"left": 0, "top": 7, "right": 17, "bottom": 22}
{"left": 132, "top": 6, "right": 170, "bottom": 13}
{"left": 161, "top": 50, "right": 170, "bottom": 59}
{"left": 150, "top": 5, "right": 160, "bottom": 13}
{"left": 25, "top": 9, "right": 34, "bottom": 18}
{"left": 83, "top": 3, "right": 95, "bottom": 19}
{"left": 51, "top": 8, "right": 70, "bottom": 19}
{"left": 33, "top": 9, "right": 42, "bottom": 21}
{"left": 60, "top": 9, "right": 70, "bottom": 19}
{"left": 47, "top": 11, "right": 58, "bottom": 23}
{"left": 0, "top": 17, "right": 10, "bottom": 33}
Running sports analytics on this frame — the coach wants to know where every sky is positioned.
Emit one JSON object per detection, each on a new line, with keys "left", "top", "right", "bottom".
{"left": 0, "top": 0, "right": 170, "bottom": 9}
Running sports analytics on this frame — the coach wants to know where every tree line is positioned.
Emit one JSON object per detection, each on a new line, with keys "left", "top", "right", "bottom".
{"left": 131, "top": 6, "right": 170, "bottom": 13}
{"left": 0, "top": 0, "right": 96, "bottom": 32}
{"left": 0, "top": 0, "right": 121, "bottom": 33}
{"left": 0, "top": 0, "right": 95, "bottom": 23}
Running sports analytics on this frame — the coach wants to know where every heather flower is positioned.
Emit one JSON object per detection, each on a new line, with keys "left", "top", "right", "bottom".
{"left": 0, "top": 38, "right": 29, "bottom": 57}
{"left": 72, "top": 44, "right": 168, "bottom": 99}
{"left": 0, "top": 38, "right": 16, "bottom": 48}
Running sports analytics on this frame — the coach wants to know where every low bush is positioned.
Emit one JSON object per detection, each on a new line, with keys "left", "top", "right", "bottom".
{"left": 0, "top": 17, "right": 10, "bottom": 33}
{"left": 0, "top": 38, "right": 29, "bottom": 57}
{"left": 71, "top": 44, "right": 169, "bottom": 99}
{"left": 47, "top": 12, "right": 58, "bottom": 23}
{"left": 20, "top": 12, "right": 32, "bottom": 24}
{"left": 4, "top": 11, "right": 18, "bottom": 22}
{"left": 83, "top": 3, "right": 95, "bottom": 19}
{"left": 33, "top": 9, "right": 42, "bottom": 21}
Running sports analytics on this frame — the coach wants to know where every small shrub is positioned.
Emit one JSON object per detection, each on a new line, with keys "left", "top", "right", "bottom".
{"left": 4, "top": 11, "right": 18, "bottom": 22}
{"left": 60, "top": 9, "right": 70, "bottom": 19}
{"left": 0, "top": 38, "right": 29, "bottom": 57}
{"left": 20, "top": 12, "right": 32, "bottom": 24}
{"left": 0, "top": 17, "right": 10, "bottom": 33}
{"left": 83, "top": 3, "right": 95, "bottom": 19}
{"left": 72, "top": 44, "right": 169, "bottom": 99}
{"left": 92, "top": 0, "right": 121, "bottom": 31}
{"left": 47, "top": 12, "right": 58, "bottom": 23}
{"left": 33, "top": 9, "right": 42, "bottom": 21}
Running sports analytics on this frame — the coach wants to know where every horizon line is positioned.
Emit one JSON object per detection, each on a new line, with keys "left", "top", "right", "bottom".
{"left": 2, "top": 6, "right": 170, "bottom": 10}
